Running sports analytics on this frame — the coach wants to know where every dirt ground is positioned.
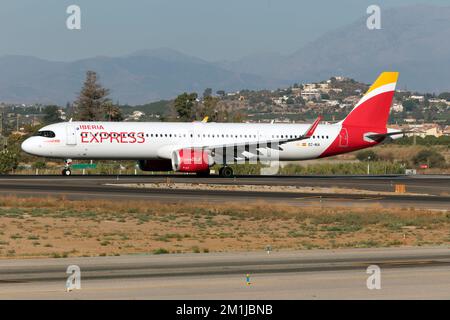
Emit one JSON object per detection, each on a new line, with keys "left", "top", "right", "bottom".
{"left": 0, "top": 196, "right": 449, "bottom": 259}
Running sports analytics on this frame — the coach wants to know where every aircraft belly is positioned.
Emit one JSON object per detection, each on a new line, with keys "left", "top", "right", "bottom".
{"left": 278, "top": 140, "right": 333, "bottom": 161}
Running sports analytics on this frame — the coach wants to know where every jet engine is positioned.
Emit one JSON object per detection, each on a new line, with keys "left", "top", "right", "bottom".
{"left": 171, "top": 148, "right": 214, "bottom": 173}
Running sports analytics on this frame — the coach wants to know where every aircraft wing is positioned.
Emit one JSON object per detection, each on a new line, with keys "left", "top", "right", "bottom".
{"left": 198, "top": 116, "right": 322, "bottom": 161}
{"left": 203, "top": 116, "right": 321, "bottom": 149}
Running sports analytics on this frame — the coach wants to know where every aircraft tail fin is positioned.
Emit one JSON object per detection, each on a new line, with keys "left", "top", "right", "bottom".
{"left": 342, "top": 72, "right": 399, "bottom": 129}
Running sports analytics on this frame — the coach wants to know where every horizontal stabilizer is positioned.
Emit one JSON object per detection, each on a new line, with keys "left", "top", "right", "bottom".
{"left": 365, "top": 130, "right": 415, "bottom": 142}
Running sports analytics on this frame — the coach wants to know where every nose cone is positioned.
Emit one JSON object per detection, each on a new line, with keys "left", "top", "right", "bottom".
{"left": 21, "top": 138, "right": 37, "bottom": 155}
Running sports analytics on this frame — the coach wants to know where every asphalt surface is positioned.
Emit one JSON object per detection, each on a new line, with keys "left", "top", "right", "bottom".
{"left": 1, "top": 247, "right": 450, "bottom": 299}
{"left": 0, "top": 174, "right": 448, "bottom": 209}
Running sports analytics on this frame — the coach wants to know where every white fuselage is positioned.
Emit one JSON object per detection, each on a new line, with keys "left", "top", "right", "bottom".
{"left": 21, "top": 121, "right": 345, "bottom": 161}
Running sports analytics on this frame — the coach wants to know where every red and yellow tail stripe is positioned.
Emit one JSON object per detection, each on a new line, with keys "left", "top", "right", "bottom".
{"left": 366, "top": 72, "right": 399, "bottom": 95}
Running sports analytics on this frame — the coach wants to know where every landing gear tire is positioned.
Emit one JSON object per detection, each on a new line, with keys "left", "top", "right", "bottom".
{"left": 219, "top": 166, "right": 234, "bottom": 178}
{"left": 62, "top": 168, "right": 72, "bottom": 176}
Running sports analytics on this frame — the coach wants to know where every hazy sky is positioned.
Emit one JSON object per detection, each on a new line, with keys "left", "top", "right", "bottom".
{"left": 0, "top": 0, "right": 448, "bottom": 61}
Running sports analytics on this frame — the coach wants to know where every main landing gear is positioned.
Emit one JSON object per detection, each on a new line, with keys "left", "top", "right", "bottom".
{"left": 62, "top": 159, "right": 72, "bottom": 176}
{"left": 218, "top": 166, "right": 234, "bottom": 178}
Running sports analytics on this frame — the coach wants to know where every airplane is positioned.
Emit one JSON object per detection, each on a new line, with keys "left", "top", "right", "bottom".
{"left": 21, "top": 72, "right": 406, "bottom": 177}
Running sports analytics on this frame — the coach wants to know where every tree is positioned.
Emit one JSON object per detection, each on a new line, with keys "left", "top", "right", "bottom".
{"left": 216, "top": 90, "right": 225, "bottom": 97}
{"left": 203, "top": 88, "right": 212, "bottom": 99}
{"left": 438, "top": 92, "right": 450, "bottom": 101}
{"left": 103, "top": 101, "right": 123, "bottom": 121}
{"left": 74, "top": 71, "right": 111, "bottom": 121}
{"left": 286, "top": 97, "right": 295, "bottom": 105}
{"left": 42, "top": 105, "right": 62, "bottom": 124}
{"left": 0, "top": 150, "right": 18, "bottom": 174}
{"left": 321, "top": 93, "right": 330, "bottom": 100}
{"left": 402, "top": 99, "right": 418, "bottom": 112}
{"left": 0, "top": 134, "right": 20, "bottom": 174}
{"left": 198, "top": 96, "right": 219, "bottom": 120}
{"left": 173, "top": 92, "right": 198, "bottom": 121}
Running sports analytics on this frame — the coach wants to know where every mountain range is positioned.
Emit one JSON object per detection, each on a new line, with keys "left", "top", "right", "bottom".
{"left": 1, "top": 4, "right": 450, "bottom": 105}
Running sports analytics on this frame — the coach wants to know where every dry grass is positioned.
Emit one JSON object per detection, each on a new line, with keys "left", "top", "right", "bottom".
{"left": 0, "top": 195, "right": 448, "bottom": 259}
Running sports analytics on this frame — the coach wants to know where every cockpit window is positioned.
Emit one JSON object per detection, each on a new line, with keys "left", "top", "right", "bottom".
{"left": 35, "top": 130, "right": 56, "bottom": 138}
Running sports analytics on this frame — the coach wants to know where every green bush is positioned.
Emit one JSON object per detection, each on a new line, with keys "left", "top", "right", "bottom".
{"left": 280, "top": 162, "right": 404, "bottom": 175}
{"left": 153, "top": 248, "right": 169, "bottom": 255}
{"left": 356, "top": 150, "right": 378, "bottom": 162}
{"left": 32, "top": 161, "right": 47, "bottom": 169}
{"left": 413, "top": 149, "right": 446, "bottom": 168}
{"left": 0, "top": 150, "right": 18, "bottom": 174}
{"left": 393, "top": 135, "right": 450, "bottom": 146}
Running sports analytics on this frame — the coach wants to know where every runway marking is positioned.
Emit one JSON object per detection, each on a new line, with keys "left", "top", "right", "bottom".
{"left": 294, "top": 196, "right": 324, "bottom": 200}
{"left": 357, "top": 197, "right": 384, "bottom": 201}
{"left": 294, "top": 196, "right": 386, "bottom": 202}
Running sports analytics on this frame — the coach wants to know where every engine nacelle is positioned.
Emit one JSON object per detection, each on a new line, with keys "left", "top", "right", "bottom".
{"left": 171, "top": 148, "right": 214, "bottom": 172}
{"left": 138, "top": 159, "right": 173, "bottom": 171}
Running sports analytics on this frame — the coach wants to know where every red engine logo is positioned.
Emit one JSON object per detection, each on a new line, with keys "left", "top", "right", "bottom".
{"left": 172, "top": 148, "right": 213, "bottom": 172}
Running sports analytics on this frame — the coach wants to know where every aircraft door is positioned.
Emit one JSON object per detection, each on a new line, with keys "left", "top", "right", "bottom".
{"left": 339, "top": 127, "right": 348, "bottom": 147}
{"left": 66, "top": 123, "right": 77, "bottom": 145}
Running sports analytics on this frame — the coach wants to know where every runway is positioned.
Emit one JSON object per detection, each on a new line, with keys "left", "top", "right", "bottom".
{"left": 1, "top": 247, "right": 450, "bottom": 299}
{"left": 0, "top": 174, "right": 447, "bottom": 209}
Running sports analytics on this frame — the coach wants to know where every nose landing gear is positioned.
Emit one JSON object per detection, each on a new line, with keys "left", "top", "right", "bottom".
{"left": 62, "top": 159, "right": 72, "bottom": 176}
